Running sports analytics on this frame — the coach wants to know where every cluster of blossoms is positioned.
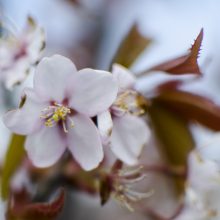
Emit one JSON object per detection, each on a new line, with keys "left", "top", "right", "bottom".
{"left": 0, "top": 16, "right": 154, "bottom": 219}
{"left": 2, "top": 12, "right": 220, "bottom": 220}
{"left": 0, "top": 16, "right": 45, "bottom": 89}
{"left": 3, "top": 55, "right": 150, "bottom": 170}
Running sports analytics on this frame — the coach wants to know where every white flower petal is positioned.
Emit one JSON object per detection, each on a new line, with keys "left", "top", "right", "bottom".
{"left": 69, "top": 68, "right": 118, "bottom": 117}
{"left": 111, "top": 114, "right": 150, "bottom": 165}
{"left": 34, "top": 55, "right": 77, "bottom": 102}
{"left": 198, "top": 133, "right": 220, "bottom": 167}
{"left": 25, "top": 126, "right": 66, "bottom": 168}
{"left": 3, "top": 88, "right": 46, "bottom": 135}
{"left": 178, "top": 151, "right": 220, "bottom": 220}
{"left": 67, "top": 114, "right": 103, "bottom": 171}
{"left": 188, "top": 151, "right": 220, "bottom": 193}
{"left": 97, "top": 110, "right": 113, "bottom": 145}
{"left": 0, "top": 200, "right": 6, "bottom": 220}
{"left": 4, "top": 57, "right": 30, "bottom": 89}
{"left": 25, "top": 17, "right": 45, "bottom": 62}
{"left": 112, "top": 63, "right": 135, "bottom": 91}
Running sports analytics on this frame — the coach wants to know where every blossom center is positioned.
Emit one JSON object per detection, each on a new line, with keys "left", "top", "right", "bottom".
{"left": 113, "top": 90, "right": 145, "bottom": 116}
{"left": 40, "top": 102, "right": 74, "bottom": 133}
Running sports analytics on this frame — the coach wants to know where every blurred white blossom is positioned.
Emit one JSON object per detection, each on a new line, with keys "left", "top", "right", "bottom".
{"left": 0, "top": 16, "right": 45, "bottom": 89}
{"left": 176, "top": 150, "right": 220, "bottom": 220}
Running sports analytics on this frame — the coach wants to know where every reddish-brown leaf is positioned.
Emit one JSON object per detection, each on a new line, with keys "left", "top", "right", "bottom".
{"left": 66, "top": 0, "right": 81, "bottom": 6}
{"left": 112, "top": 23, "right": 151, "bottom": 68}
{"left": 140, "top": 29, "right": 203, "bottom": 75}
{"left": 99, "top": 175, "right": 112, "bottom": 206}
{"left": 154, "top": 90, "right": 220, "bottom": 130}
{"left": 99, "top": 160, "right": 123, "bottom": 206}
{"left": 156, "top": 80, "right": 183, "bottom": 92}
{"left": 7, "top": 189, "right": 65, "bottom": 220}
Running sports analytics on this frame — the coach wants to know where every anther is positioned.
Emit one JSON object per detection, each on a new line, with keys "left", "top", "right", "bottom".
{"left": 40, "top": 103, "right": 73, "bottom": 133}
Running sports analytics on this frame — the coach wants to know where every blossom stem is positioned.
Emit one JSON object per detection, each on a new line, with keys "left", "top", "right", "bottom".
{"left": 142, "top": 164, "right": 187, "bottom": 179}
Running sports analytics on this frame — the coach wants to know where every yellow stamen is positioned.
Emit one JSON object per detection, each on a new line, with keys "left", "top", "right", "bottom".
{"left": 114, "top": 90, "right": 145, "bottom": 116}
{"left": 41, "top": 103, "right": 73, "bottom": 133}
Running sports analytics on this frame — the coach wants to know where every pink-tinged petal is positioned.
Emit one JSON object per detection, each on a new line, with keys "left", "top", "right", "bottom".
{"left": 112, "top": 63, "right": 135, "bottom": 91}
{"left": 69, "top": 69, "right": 118, "bottom": 117}
{"left": 67, "top": 114, "right": 103, "bottom": 171}
{"left": 3, "top": 88, "right": 46, "bottom": 135}
{"left": 111, "top": 114, "right": 150, "bottom": 165}
{"left": 34, "top": 55, "right": 77, "bottom": 102}
{"left": 25, "top": 126, "right": 66, "bottom": 168}
{"left": 97, "top": 110, "right": 113, "bottom": 145}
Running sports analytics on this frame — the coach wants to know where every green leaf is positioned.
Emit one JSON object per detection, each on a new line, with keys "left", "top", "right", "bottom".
{"left": 112, "top": 23, "right": 151, "bottom": 68}
{"left": 148, "top": 102, "right": 194, "bottom": 166}
{"left": 1, "top": 134, "right": 26, "bottom": 200}
{"left": 148, "top": 102, "right": 194, "bottom": 193}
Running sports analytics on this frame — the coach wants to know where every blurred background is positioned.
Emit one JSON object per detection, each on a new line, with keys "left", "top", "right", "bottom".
{"left": 1, "top": 0, "right": 220, "bottom": 219}
{"left": 2, "top": 0, "right": 220, "bottom": 98}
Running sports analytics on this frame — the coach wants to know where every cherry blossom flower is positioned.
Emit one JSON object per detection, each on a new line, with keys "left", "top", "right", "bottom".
{"left": 98, "top": 64, "right": 151, "bottom": 165}
{"left": 3, "top": 54, "right": 118, "bottom": 170}
{"left": 176, "top": 150, "right": 220, "bottom": 220}
{"left": 0, "top": 16, "right": 45, "bottom": 89}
